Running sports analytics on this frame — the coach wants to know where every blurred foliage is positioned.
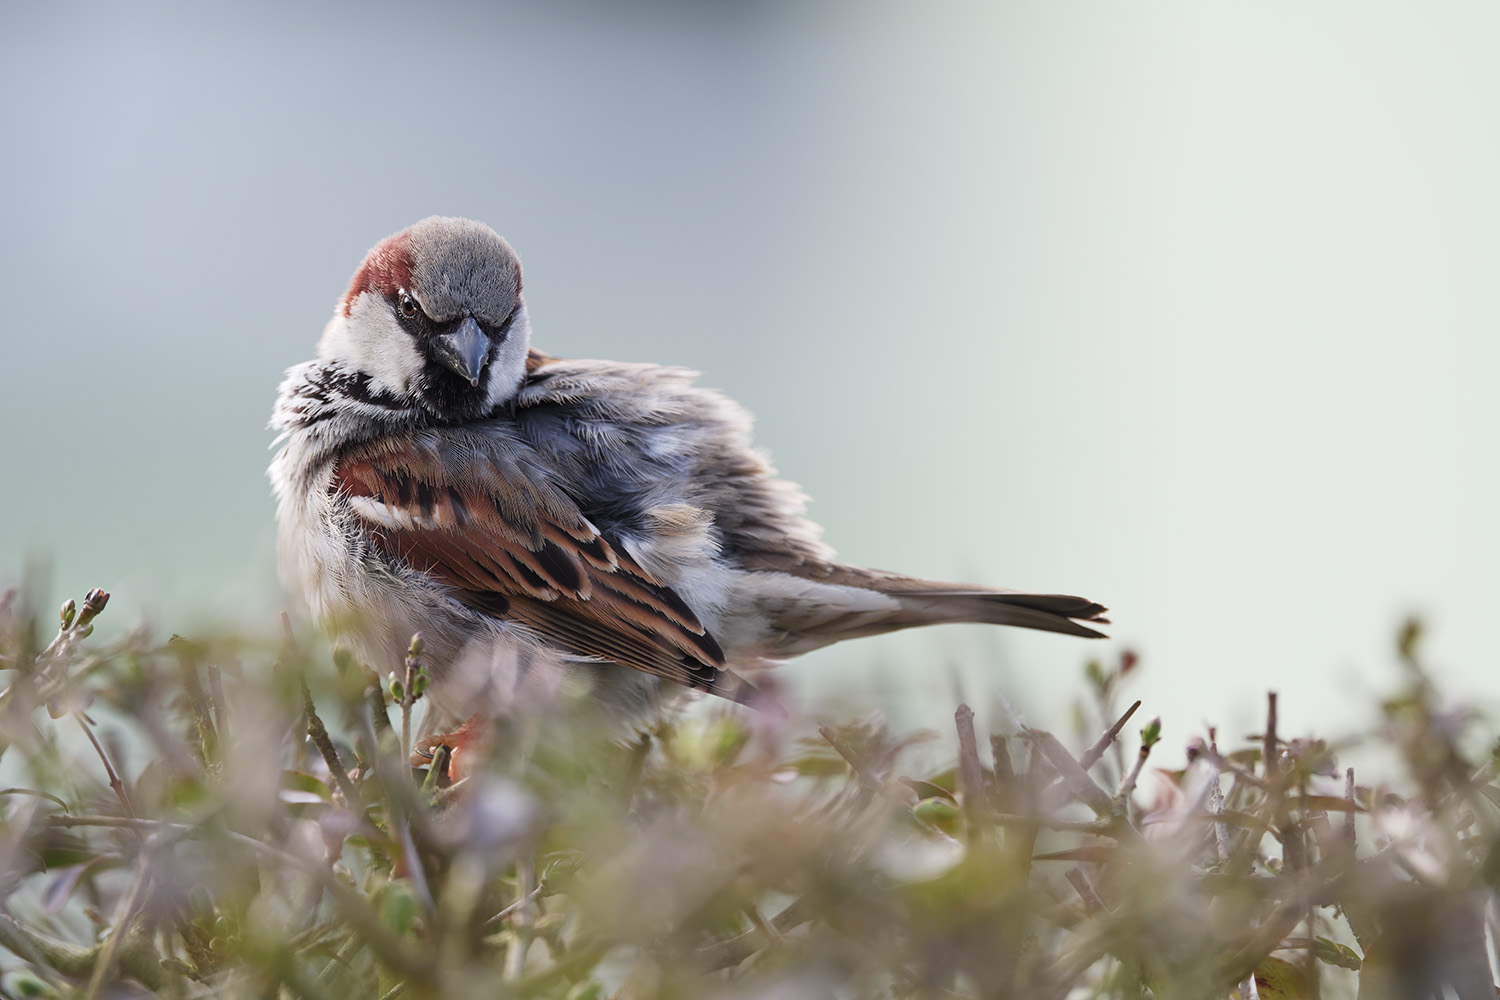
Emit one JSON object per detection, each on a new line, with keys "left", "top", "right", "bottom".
{"left": 0, "top": 584, "right": 1498, "bottom": 999}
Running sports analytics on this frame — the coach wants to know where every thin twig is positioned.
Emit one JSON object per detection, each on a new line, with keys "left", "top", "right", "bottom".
{"left": 990, "top": 812, "right": 1117, "bottom": 836}
{"left": 1116, "top": 749, "right": 1148, "bottom": 804}
{"left": 1080, "top": 700, "right": 1142, "bottom": 771}
{"left": 82, "top": 849, "right": 155, "bottom": 999}
{"left": 1116, "top": 718, "right": 1159, "bottom": 807}
{"left": 819, "top": 725, "right": 884, "bottom": 792}
{"left": 1266, "top": 693, "right": 1306, "bottom": 871}
{"left": 1342, "top": 767, "right": 1357, "bottom": 852}
{"left": 313, "top": 934, "right": 365, "bottom": 987}
{"left": 485, "top": 878, "right": 547, "bottom": 928}
{"left": 399, "top": 634, "right": 425, "bottom": 760}
{"left": 742, "top": 903, "right": 785, "bottom": 947}
{"left": 1218, "top": 894, "right": 1317, "bottom": 986}
{"left": 394, "top": 810, "right": 434, "bottom": 913}
{"left": 75, "top": 713, "right": 135, "bottom": 818}
{"left": 48, "top": 815, "right": 192, "bottom": 832}
{"left": 1206, "top": 729, "right": 1232, "bottom": 865}
{"left": 1263, "top": 692, "right": 1281, "bottom": 789}
{"left": 173, "top": 645, "right": 217, "bottom": 765}
{"left": 302, "top": 679, "right": 360, "bottom": 805}
{"left": 698, "top": 898, "right": 813, "bottom": 972}
{"left": 349, "top": 675, "right": 440, "bottom": 922}
{"left": 1004, "top": 740, "right": 1042, "bottom": 879}
{"left": 1026, "top": 729, "right": 1117, "bottom": 820}
{"left": 1190, "top": 743, "right": 1268, "bottom": 789}
{"left": 1207, "top": 759, "right": 1231, "bottom": 865}
{"left": 1043, "top": 700, "right": 1142, "bottom": 802}
{"left": 1065, "top": 868, "right": 1105, "bottom": 915}
{"left": 206, "top": 664, "right": 229, "bottom": 748}
{"left": 366, "top": 670, "right": 395, "bottom": 741}
{"left": 505, "top": 853, "right": 537, "bottom": 978}
{"left": 954, "top": 704, "right": 989, "bottom": 837}
{"left": 989, "top": 732, "right": 1014, "bottom": 805}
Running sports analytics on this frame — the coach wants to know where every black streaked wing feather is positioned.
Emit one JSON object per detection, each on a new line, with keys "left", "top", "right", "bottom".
{"left": 332, "top": 450, "right": 750, "bottom": 698}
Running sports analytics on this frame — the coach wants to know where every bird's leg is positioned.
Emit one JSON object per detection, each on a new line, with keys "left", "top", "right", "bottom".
{"left": 409, "top": 713, "right": 489, "bottom": 785}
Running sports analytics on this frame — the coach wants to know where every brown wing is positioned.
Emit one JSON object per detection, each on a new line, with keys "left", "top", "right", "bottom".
{"left": 332, "top": 447, "right": 751, "bottom": 701}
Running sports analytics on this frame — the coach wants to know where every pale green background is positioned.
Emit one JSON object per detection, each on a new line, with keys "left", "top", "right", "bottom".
{"left": 3, "top": 2, "right": 1496, "bottom": 739}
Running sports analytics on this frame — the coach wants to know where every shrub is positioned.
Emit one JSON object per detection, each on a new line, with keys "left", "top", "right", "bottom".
{"left": 0, "top": 587, "right": 1494, "bottom": 999}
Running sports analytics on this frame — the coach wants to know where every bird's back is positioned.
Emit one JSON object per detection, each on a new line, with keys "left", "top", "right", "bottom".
{"left": 512, "top": 351, "right": 836, "bottom": 574}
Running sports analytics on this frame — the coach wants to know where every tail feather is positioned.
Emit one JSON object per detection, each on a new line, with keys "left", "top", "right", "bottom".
{"left": 753, "top": 562, "right": 1109, "bottom": 653}
{"left": 894, "top": 591, "right": 1110, "bottom": 639}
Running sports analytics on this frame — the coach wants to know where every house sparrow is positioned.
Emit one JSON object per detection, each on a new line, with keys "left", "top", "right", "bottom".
{"left": 270, "top": 217, "right": 1107, "bottom": 717}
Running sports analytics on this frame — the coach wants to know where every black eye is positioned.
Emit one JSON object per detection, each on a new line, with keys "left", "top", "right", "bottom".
{"left": 397, "top": 291, "right": 419, "bottom": 320}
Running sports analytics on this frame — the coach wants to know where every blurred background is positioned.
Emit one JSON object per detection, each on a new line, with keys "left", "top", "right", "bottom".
{"left": 2, "top": 1, "right": 1497, "bottom": 741}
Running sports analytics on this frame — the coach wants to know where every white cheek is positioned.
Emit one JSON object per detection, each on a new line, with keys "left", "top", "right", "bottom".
{"left": 485, "top": 302, "right": 533, "bottom": 408}
{"left": 316, "top": 293, "right": 424, "bottom": 395}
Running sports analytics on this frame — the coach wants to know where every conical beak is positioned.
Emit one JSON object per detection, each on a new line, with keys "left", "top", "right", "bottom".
{"left": 433, "top": 317, "right": 491, "bottom": 386}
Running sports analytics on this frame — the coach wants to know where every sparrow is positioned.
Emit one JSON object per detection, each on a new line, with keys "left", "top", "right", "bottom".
{"left": 269, "top": 217, "right": 1107, "bottom": 717}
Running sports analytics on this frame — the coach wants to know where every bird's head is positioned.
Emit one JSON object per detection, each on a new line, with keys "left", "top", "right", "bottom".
{"left": 317, "top": 216, "right": 531, "bottom": 421}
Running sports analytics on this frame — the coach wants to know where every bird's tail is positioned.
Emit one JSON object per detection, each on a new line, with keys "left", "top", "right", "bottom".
{"left": 878, "top": 588, "right": 1109, "bottom": 639}
{"left": 755, "top": 568, "right": 1109, "bottom": 655}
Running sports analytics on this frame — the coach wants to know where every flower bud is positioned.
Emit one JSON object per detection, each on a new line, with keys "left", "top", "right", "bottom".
{"left": 75, "top": 588, "right": 110, "bottom": 630}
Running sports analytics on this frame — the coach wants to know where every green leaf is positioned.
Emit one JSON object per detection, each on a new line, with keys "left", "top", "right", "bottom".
{"left": 900, "top": 778, "right": 957, "bottom": 804}
{"left": 377, "top": 882, "right": 422, "bottom": 937}
{"left": 10, "top": 972, "right": 59, "bottom": 999}
{"left": 1252, "top": 955, "right": 1308, "bottom": 998}
{"left": 280, "top": 770, "right": 334, "bottom": 802}
{"left": 785, "top": 753, "right": 849, "bottom": 778}
{"left": 1311, "top": 936, "right": 1362, "bottom": 971}
{"left": 912, "top": 797, "right": 961, "bottom": 833}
